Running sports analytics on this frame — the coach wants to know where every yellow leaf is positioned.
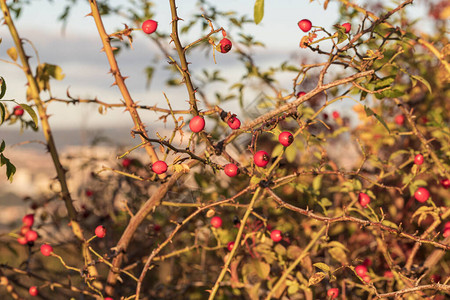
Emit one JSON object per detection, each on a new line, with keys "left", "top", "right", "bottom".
{"left": 7, "top": 47, "right": 18, "bottom": 61}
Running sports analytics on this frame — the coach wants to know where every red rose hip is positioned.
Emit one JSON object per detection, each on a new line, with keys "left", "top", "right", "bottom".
{"left": 270, "top": 230, "right": 282, "bottom": 242}
{"left": 95, "top": 225, "right": 106, "bottom": 238}
{"left": 13, "top": 105, "right": 24, "bottom": 116}
{"left": 358, "top": 192, "right": 371, "bottom": 208}
{"left": 414, "top": 187, "right": 430, "bottom": 203}
{"left": 25, "top": 230, "right": 38, "bottom": 242}
{"left": 210, "top": 216, "right": 223, "bottom": 228}
{"left": 189, "top": 115, "right": 205, "bottom": 133}
{"left": 142, "top": 19, "right": 158, "bottom": 34}
{"left": 440, "top": 178, "right": 450, "bottom": 189}
{"left": 298, "top": 19, "right": 312, "bottom": 32}
{"left": 254, "top": 150, "right": 270, "bottom": 167}
{"left": 297, "top": 91, "right": 306, "bottom": 98}
{"left": 227, "top": 116, "right": 241, "bottom": 129}
{"left": 17, "top": 236, "right": 27, "bottom": 245}
{"left": 342, "top": 22, "right": 351, "bottom": 33}
{"left": 278, "top": 131, "right": 294, "bottom": 147}
{"left": 227, "top": 241, "right": 235, "bottom": 251}
{"left": 414, "top": 154, "right": 424, "bottom": 165}
{"left": 355, "top": 264, "right": 368, "bottom": 277}
{"left": 29, "top": 286, "right": 39, "bottom": 296}
{"left": 332, "top": 111, "right": 340, "bottom": 119}
{"left": 394, "top": 114, "right": 405, "bottom": 125}
{"left": 40, "top": 244, "right": 53, "bottom": 256}
{"left": 327, "top": 288, "right": 339, "bottom": 299}
{"left": 219, "top": 38, "right": 232, "bottom": 53}
{"left": 152, "top": 160, "right": 168, "bottom": 174}
{"left": 122, "top": 158, "right": 132, "bottom": 168}
{"left": 22, "top": 214, "right": 34, "bottom": 227}
{"left": 224, "top": 163, "right": 239, "bottom": 177}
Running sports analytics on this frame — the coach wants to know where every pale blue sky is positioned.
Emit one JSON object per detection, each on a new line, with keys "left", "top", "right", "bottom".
{"left": 0, "top": 0, "right": 433, "bottom": 130}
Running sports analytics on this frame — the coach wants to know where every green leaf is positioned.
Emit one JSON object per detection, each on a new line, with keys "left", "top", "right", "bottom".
{"left": 250, "top": 175, "right": 261, "bottom": 185}
{"left": 0, "top": 103, "right": 5, "bottom": 125}
{"left": 0, "top": 140, "right": 5, "bottom": 152}
{"left": 285, "top": 145, "right": 297, "bottom": 163}
{"left": 274, "top": 243, "right": 286, "bottom": 256}
{"left": 46, "top": 64, "right": 65, "bottom": 81}
{"left": 19, "top": 104, "right": 38, "bottom": 128}
{"left": 381, "top": 220, "right": 398, "bottom": 230}
{"left": 312, "top": 175, "right": 323, "bottom": 191}
{"left": 328, "top": 247, "right": 348, "bottom": 264}
{"left": 243, "top": 259, "right": 270, "bottom": 280}
{"left": 254, "top": 0, "right": 264, "bottom": 24}
{"left": 0, "top": 153, "right": 16, "bottom": 182}
{"left": 410, "top": 75, "right": 432, "bottom": 94}
{"left": 337, "top": 30, "right": 347, "bottom": 44}
{"left": 313, "top": 262, "right": 330, "bottom": 272}
{"left": 308, "top": 272, "right": 326, "bottom": 286}
{"left": 0, "top": 76, "right": 6, "bottom": 99}
{"left": 364, "top": 105, "right": 390, "bottom": 133}
{"left": 375, "top": 76, "right": 395, "bottom": 89}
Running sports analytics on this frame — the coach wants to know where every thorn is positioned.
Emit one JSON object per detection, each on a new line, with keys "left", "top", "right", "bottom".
{"left": 85, "top": 12, "right": 93, "bottom": 17}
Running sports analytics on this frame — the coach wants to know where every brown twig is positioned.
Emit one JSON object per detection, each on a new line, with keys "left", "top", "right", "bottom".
{"left": 88, "top": 0, "right": 159, "bottom": 165}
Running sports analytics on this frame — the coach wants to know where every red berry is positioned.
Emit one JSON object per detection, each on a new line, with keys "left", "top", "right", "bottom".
{"left": 384, "top": 270, "right": 393, "bottom": 278}
{"left": 105, "top": 298, "right": 114, "bottom": 300}
{"left": 327, "top": 288, "right": 339, "bottom": 299}
{"left": 445, "top": 222, "right": 450, "bottom": 229}
{"left": 443, "top": 228, "right": 450, "bottom": 238}
{"left": 278, "top": 131, "right": 294, "bottom": 147}
{"left": 219, "top": 38, "right": 232, "bottom": 53}
{"left": 210, "top": 216, "right": 223, "bottom": 228}
{"left": 332, "top": 111, "right": 340, "bottom": 119}
{"left": 13, "top": 105, "right": 24, "bottom": 116}
{"left": 297, "top": 91, "right": 306, "bottom": 98}
{"left": 298, "top": 19, "right": 312, "bottom": 32}
{"left": 363, "top": 258, "right": 372, "bottom": 267}
{"left": 440, "top": 179, "right": 450, "bottom": 189}
{"left": 20, "top": 226, "right": 31, "bottom": 236}
{"left": 95, "top": 225, "right": 106, "bottom": 238}
{"left": 362, "top": 274, "right": 371, "bottom": 283}
{"left": 224, "top": 163, "right": 239, "bottom": 177}
{"left": 414, "top": 154, "right": 424, "bottom": 165}
{"left": 394, "top": 114, "right": 405, "bottom": 125}
{"left": 270, "top": 230, "right": 282, "bottom": 242}
{"left": 29, "top": 286, "right": 39, "bottom": 296}
{"left": 25, "top": 230, "right": 38, "bottom": 242}
{"left": 22, "top": 214, "right": 34, "bottom": 227}
{"left": 227, "top": 116, "right": 241, "bottom": 129}
{"left": 227, "top": 241, "right": 235, "bottom": 251}
{"left": 142, "top": 19, "right": 158, "bottom": 34}
{"left": 122, "top": 158, "right": 132, "bottom": 168}
{"left": 17, "top": 236, "right": 27, "bottom": 245}
{"left": 358, "top": 192, "right": 371, "bottom": 208}
{"left": 431, "top": 274, "right": 441, "bottom": 283}
{"left": 254, "top": 150, "right": 270, "bottom": 167}
{"left": 152, "top": 160, "right": 168, "bottom": 174}
{"left": 85, "top": 189, "right": 93, "bottom": 197}
{"left": 189, "top": 115, "right": 205, "bottom": 133}
{"left": 342, "top": 22, "right": 351, "bottom": 33}
{"left": 414, "top": 187, "right": 430, "bottom": 203}
{"left": 154, "top": 224, "right": 161, "bottom": 232}
{"left": 40, "top": 244, "right": 53, "bottom": 256}
{"left": 355, "top": 265, "right": 368, "bottom": 277}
